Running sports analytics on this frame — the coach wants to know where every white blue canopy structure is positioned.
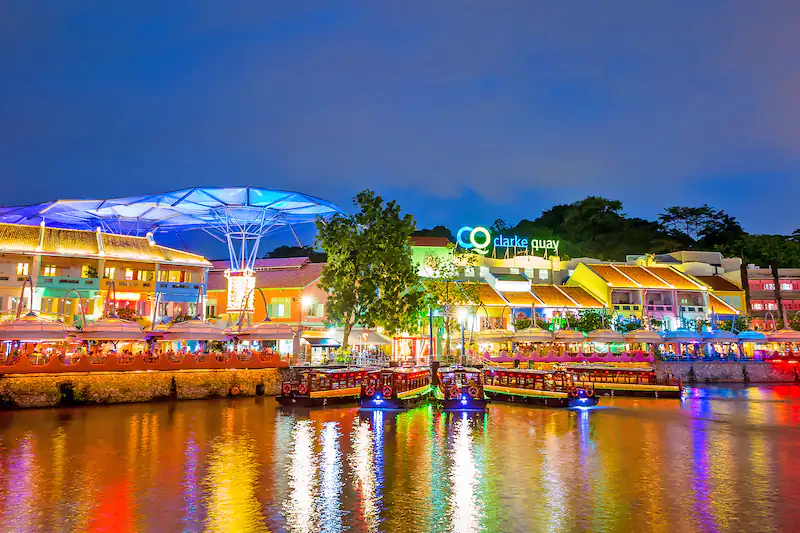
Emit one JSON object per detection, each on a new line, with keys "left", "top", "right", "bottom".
{"left": 0, "top": 187, "right": 343, "bottom": 270}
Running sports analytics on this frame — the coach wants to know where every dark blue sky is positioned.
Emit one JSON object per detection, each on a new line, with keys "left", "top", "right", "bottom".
{"left": 2, "top": 1, "right": 799, "bottom": 241}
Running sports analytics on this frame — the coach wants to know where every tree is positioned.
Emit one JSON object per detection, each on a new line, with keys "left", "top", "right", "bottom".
{"left": 421, "top": 244, "right": 481, "bottom": 356}
{"left": 411, "top": 225, "right": 455, "bottom": 242}
{"left": 264, "top": 244, "right": 327, "bottom": 262}
{"left": 316, "top": 190, "right": 423, "bottom": 350}
{"left": 658, "top": 205, "right": 745, "bottom": 249}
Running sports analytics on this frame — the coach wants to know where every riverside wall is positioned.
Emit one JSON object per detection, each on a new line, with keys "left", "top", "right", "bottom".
{"left": 0, "top": 368, "right": 285, "bottom": 409}
{"left": 654, "top": 362, "right": 800, "bottom": 384}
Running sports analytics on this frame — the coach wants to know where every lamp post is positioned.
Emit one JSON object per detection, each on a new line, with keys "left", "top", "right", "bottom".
{"left": 457, "top": 307, "right": 468, "bottom": 365}
{"left": 298, "top": 295, "right": 313, "bottom": 362}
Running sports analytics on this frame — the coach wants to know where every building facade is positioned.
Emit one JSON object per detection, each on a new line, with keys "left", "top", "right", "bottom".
{"left": 744, "top": 265, "right": 800, "bottom": 329}
{"left": 0, "top": 223, "right": 210, "bottom": 325}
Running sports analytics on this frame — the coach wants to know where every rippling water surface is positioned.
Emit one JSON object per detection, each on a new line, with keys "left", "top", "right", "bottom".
{"left": 1, "top": 385, "right": 800, "bottom": 532}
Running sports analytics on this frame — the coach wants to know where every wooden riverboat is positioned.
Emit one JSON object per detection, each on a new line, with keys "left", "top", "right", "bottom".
{"left": 277, "top": 367, "right": 370, "bottom": 407}
{"left": 564, "top": 364, "right": 683, "bottom": 398}
{"left": 434, "top": 366, "right": 488, "bottom": 411}
{"left": 358, "top": 366, "right": 433, "bottom": 409}
{"left": 483, "top": 368, "right": 600, "bottom": 407}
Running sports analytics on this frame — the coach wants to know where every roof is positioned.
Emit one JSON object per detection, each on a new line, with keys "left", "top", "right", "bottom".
{"left": 499, "top": 290, "right": 538, "bottom": 306}
{"left": 207, "top": 261, "right": 325, "bottom": 291}
{"left": 492, "top": 273, "right": 529, "bottom": 282}
{"left": 210, "top": 257, "right": 310, "bottom": 271}
{"left": 410, "top": 236, "right": 450, "bottom": 247}
{"left": 708, "top": 293, "right": 740, "bottom": 315}
{"left": 530, "top": 285, "right": 576, "bottom": 307}
{"left": 587, "top": 264, "right": 702, "bottom": 291}
{"left": 458, "top": 282, "right": 506, "bottom": 305}
{"left": 694, "top": 275, "right": 742, "bottom": 292}
{"left": 559, "top": 286, "right": 604, "bottom": 307}
{"left": 0, "top": 187, "right": 342, "bottom": 235}
{"left": 0, "top": 223, "right": 210, "bottom": 267}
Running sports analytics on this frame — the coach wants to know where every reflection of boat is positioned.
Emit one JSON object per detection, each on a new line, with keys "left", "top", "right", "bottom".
{"left": 434, "top": 366, "right": 488, "bottom": 411}
{"left": 278, "top": 367, "right": 370, "bottom": 407}
{"left": 358, "top": 367, "right": 432, "bottom": 409}
{"left": 564, "top": 364, "right": 683, "bottom": 398}
{"left": 483, "top": 368, "right": 599, "bottom": 407}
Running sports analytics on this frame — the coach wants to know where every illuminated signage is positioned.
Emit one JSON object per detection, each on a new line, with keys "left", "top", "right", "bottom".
{"left": 457, "top": 226, "right": 560, "bottom": 256}
{"left": 225, "top": 269, "right": 255, "bottom": 312}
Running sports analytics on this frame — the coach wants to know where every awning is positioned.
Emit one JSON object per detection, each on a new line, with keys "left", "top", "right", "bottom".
{"left": 304, "top": 338, "right": 341, "bottom": 347}
{"left": 331, "top": 328, "right": 392, "bottom": 345}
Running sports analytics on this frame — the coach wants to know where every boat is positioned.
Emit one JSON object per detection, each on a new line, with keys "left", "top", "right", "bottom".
{"left": 277, "top": 367, "right": 370, "bottom": 407}
{"left": 483, "top": 367, "right": 599, "bottom": 407}
{"left": 433, "top": 366, "right": 488, "bottom": 411}
{"left": 358, "top": 366, "right": 433, "bottom": 409}
{"left": 564, "top": 364, "right": 683, "bottom": 398}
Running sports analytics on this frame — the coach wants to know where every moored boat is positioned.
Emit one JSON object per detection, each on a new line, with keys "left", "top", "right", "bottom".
{"left": 434, "top": 366, "right": 488, "bottom": 411}
{"left": 564, "top": 364, "right": 683, "bottom": 398}
{"left": 483, "top": 368, "right": 599, "bottom": 407}
{"left": 277, "top": 367, "right": 370, "bottom": 407}
{"left": 358, "top": 366, "right": 433, "bottom": 409}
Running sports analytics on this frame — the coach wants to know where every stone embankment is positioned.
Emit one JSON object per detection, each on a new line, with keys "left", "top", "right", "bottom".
{"left": 655, "top": 362, "right": 800, "bottom": 384}
{"left": 0, "top": 368, "right": 284, "bottom": 409}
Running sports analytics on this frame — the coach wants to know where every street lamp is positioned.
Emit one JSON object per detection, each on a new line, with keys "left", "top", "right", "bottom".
{"left": 298, "top": 295, "right": 314, "bottom": 362}
{"left": 457, "top": 307, "right": 468, "bottom": 365}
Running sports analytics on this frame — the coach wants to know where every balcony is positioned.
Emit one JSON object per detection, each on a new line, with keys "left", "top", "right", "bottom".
{"left": 38, "top": 276, "right": 100, "bottom": 291}
{"left": 679, "top": 305, "right": 706, "bottom": 314}
{"left": 157, "top": 281, "right": 206, "bottom": 303}
{"left": 0, "top": 274, "right": 31, "bottom": 287}
{"left": 101, "top": 279, "right": 156, "bottom": 292}
{"left": 613, "top": 304, "right": 641, "bottom": 313}
{"left": 646, "top": 304, "right": 674, "bottom": 313}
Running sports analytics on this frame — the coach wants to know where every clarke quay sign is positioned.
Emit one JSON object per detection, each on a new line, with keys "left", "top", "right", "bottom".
{"left": 456, "top": 226, "right": 560, "bottom": 256}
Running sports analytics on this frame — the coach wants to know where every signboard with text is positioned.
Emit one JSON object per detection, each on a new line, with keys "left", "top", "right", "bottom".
{"left": 456, "top": 226, "right": 559, "bottom": 256}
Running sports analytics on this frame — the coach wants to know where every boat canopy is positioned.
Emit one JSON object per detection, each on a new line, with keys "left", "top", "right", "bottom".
{"left": 513, "top": 327, "right": 553, "bottom": 343}
{"left": 0, "top": 312, "right": 73, "bottom": 341}
{"left": 586, "top": 329, "right": 624, "bottom": 343}
{"left": 767, "top": 328, "right": 800, "bottom": 343}
{"left": 623, "top": 329, "right": 663, "bottom": 343}
{"left": 553, "top": 329, "right": 585, "bottom": 343}
{"left": 78, "top": 315, "right": 144, "bottom": 341}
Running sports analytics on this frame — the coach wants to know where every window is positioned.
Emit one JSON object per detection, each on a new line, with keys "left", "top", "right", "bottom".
{"left": 538, "top": 269, "right": 548, "bottom": 281}
{"left": 307, "top": 302, "right": 324, "bottom": 317}
{"left": 752, "top": 302, "right": 763, "bottom": 311}
{"left": 125, "top": 268, "right": 135, "bottom": 280}
{"left": 16, "top": 263, "right": 29, "bottom": 276}
{"left": 780, "top": 283, "right": 793, "bottom": 291}
{"left": 81, "top": 265, "right": 97, "bottom": 278}
{"left": 765, "top": 302, "right": 777, "bottom": 310}
{"left": 43, "top": 265, "right": 57, "bottom": 277}
{"left": 723, "top": 296, "right": 741, "bottom": 309}
{"left": 509, "top": 268, "right": 519, "bottom": 275}
{"left": 764, "top": 283, "right": 775, "bottom": 291}
{"left": 270, "top": 297, "right": 291, "bottom": 318}
{"left": 104, "top": 267, "right": 116, "bottom": 279}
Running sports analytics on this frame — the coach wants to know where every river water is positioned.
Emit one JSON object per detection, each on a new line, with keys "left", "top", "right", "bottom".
{"left": 1, "top": 386, "right": 799, "bottom": 533}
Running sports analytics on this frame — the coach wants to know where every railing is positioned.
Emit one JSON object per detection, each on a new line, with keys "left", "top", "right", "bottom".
{"left": 38, "top": 276, "right": 101, "bottom": 290}
{"left": 101, "top": 279, "right": 155, "bottom": 291}
{"left": 0, "top": 351, "right": 289, "bottom": 374}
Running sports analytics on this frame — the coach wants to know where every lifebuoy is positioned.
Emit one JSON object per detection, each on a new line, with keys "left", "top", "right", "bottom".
{"left": 365, "top": 386, "right": 375, "bottom": 397}
{"left": 281, "top": 383, "right": 292, "bottom": 396}
{"left": 298, "top": 383, "right": 308, "bottom": 395}
{"left": 231, "top": 386, "right": 240, "bottom": 396}
{"left": 569, "top": 387, "right": 578, "bottom": 397}
{"left": 382, "top": 386, "right": 393, "bottom": 398}
{"left": 468, "top": 386, "right": 479, "bottom": 398}
{"left": 448, "top": 385, "right": 460, "bottom": 399}
{"left": 586, "top": 388, "right": 594, "bottom": 397}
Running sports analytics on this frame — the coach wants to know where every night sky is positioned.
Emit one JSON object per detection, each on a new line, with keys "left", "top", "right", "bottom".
{"left": 2, "top": 1, "right": 799, "bottom": 242}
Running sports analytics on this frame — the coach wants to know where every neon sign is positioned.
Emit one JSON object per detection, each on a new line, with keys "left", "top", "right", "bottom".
{"left": 457, "top": 226, "right": 560, "bottom": 256}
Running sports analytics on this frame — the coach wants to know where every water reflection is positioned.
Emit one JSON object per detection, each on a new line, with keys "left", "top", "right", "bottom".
{"left": 0, "top": 386, "right": 798, "bottom": 532}
{"left": 449, "top": 414, "right": 483, "bottom": 533}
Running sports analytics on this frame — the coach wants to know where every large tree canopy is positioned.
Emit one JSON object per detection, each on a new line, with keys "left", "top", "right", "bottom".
{"left": 316, "top": 190, "right": 423, "bottom": 349}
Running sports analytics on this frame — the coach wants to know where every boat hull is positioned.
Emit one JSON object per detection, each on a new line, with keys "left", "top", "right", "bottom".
{"left": 276, "top": 393, "right": 359, "bottom": 408}
{"left": 358, "top": 391, "right": 431, "bottom": 410}
{"left": 574, "top": 382, "right": 682, "bottom": 399}
{"left": 484, "top": 389, "right": 599, "bottom": 408}
{"left": 435, "top": 398, "right": 488, "bottom": 411}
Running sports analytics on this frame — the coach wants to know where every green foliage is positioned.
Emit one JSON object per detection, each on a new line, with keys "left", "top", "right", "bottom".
{"left": 264, "top": 245, "right": 327, "bottom": 262}
{"left": 789, "top": 313, "right": 800, "bottom": 332}
{"left": 316, "top": 190, "right": 423, "bottom": 349}
{"left": 573, "top": 310, "right": 606, "bottom": 333}
{"left": 411, "top": 225, "right": 454, "bottom": 242}
{"left": 421, "top": 244, "right": 481, "bottom": 355}
{"left": 116, "top": 307, "right": 137, "bottom": 321}
{"left": 718, "top": 317, "right": 749, "bottom": 332}
{"left": 716, "top": 234, "right": 800, "bottom": 268}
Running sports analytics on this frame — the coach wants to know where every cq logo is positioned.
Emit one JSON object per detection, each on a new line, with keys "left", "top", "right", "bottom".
{"left": 456, "top": 226, "right": 491, "bottom": 255}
